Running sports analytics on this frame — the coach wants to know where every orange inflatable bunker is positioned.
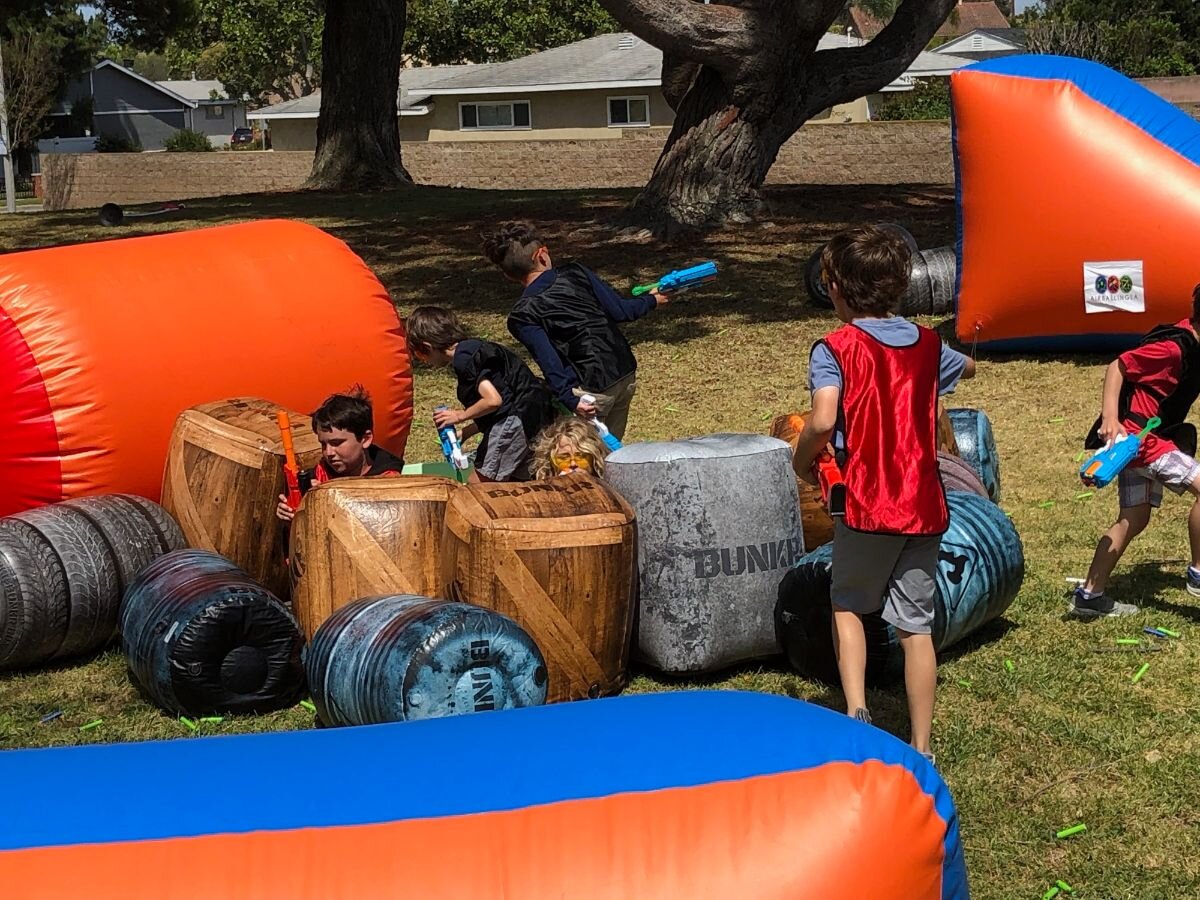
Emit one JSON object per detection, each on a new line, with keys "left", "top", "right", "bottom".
{"left": 0, "top": 220, "right": 412, "bottom": 516}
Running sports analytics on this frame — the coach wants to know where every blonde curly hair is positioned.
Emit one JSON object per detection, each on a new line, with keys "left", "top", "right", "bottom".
{"left": 531, "top": 416, "right": 611, "bottom": 480}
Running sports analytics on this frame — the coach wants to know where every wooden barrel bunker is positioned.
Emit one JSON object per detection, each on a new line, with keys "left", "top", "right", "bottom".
{"left": 120, "top": 549, "right": 305, "bottom": 716}
{"left": 289, "top": 476, "right": 458, "bottom": 640}
{"left": 304, "top": 594, "right": 548, "bottom": 726}
{"left": 0, "top": 495, "right": 185, "bottom": 670}
{"left": 775, "top": 491, "right": 1025, "bottom": 685}
{"left": 440, "top": 472, "right": 637, "bottom": 704}
{"left": 160, "top": 397, "right": 323, "bottom": 602}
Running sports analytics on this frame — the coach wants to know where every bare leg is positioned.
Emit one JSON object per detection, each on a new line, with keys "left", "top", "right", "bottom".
{"left": 895, "top": 629, "right": 937, "bottom": 754}
{"left": 832, "top": 607, "right": 868, "bottom": 714}
{"left": 1083, "top": 504, "right": 1151, "bottom": 595}
{"left": 1185, "top": 480, "right": 1200, "bottom": 569}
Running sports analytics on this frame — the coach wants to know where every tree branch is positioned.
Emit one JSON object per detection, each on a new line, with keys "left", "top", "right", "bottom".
{"left": 803, "top": 0, "right": 957, "bottom": 114}
{"left": 599, "top": 0, "right": 753, "bottom": 71}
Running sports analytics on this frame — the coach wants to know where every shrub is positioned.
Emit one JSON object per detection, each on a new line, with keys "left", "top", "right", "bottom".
{"left": 164, "top": 129, "right": 214, "bottom": 152}
{"left": 873, "top": 79, "right": 952, "bottom": 121}
{"left": 95, "top": 133, "right": 142, "bottom": 153}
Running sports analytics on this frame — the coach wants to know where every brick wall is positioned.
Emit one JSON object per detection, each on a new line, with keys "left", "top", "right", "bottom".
{"left": 41, "top": 121, "right": 954, "bottom": 211}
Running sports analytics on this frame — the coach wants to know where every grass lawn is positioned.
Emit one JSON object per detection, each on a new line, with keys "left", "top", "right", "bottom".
{"left": 2, "top": 185, "right": 1199, "bottom": 898}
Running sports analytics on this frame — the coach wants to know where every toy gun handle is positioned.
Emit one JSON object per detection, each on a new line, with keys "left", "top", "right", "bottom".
{"left": 276, "top": 410, "right": 303, "bottom": 510}
{"left": 813, "top": 447, "right": 846, "bottom": 517}
{"left": 631, "top": 281, "right": 659, "bottom": 297}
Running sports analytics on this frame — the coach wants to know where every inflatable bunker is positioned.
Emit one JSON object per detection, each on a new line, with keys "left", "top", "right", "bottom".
{"left": 0, "top": 220, "right": 413, "bottom": 516}
{"left": 0, "top": 691, "right": 968, "bottom": 899}
{"left": 953, "top": 56, "right": 1200, "bottom": 351}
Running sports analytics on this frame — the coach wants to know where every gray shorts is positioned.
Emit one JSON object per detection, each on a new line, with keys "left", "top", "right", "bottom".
{"left": 831, "top": 522, "right": 939, "bottom": 635}
{"left": 476, "top": 415, "right": 532, "bottom": 481}
{"left": 1117, "top": 450, "right": 1200, "bottom": 509}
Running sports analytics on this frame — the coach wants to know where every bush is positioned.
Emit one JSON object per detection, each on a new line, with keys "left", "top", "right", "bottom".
{"left": 873, "top": 79, "right": 952, "bottom": 121}
{"left": 164, "top": 129, "right": 214, "bottom": 152}
{"left": 230, "top": 138, "right": 264, "bottom": 151}
{"left": 95, "top": 133, "right": 142, "bottom": 153}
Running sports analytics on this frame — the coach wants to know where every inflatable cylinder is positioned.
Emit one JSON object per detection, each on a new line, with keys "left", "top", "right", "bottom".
{"left": 290, "top": 476, "right": 458, "bottom": 639}
{"left": 0, "top": 219, "right": 413, "bottom": 516}
{"left": 120, "top": 549, "right": 305, "bottom": 715}
{"left": 776, "top": 491, "right": 1024, "bottom": 685}
{"left": 304, "top": 594, "right": 548, "bottom": 726}
{"left": 605, "top": 434, "right": 804, "bottom": 673}
{"left": 947, "top": 408, "right": 1001, "bottom": 502}
{"left": 440, "top": 472, "right": 637, "bottom": 703}
{"left": 161, "top": 398, "right": 323, "bottom": 602}
{"left": 0, "top": 495, "right": 184, "bottom": 670}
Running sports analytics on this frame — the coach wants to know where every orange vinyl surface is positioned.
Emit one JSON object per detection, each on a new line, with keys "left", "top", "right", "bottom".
{"left": 0, "top": 219, "right": 412, "bottom": 509}
{"left": 954, "top": 72, "right": 1200, "bottom": 345}
{"left": 0, "top": 762, "right": 946, "bottom": 900}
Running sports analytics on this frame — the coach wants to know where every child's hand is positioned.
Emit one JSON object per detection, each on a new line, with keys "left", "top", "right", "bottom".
{"left": 651, "top": 289, "right": 669, "bottom": 306}
{"left": 575, "top": 399, "right": 597, "bottom": 418}
{"left": 434, "top": 407, "right": 465, "bottom": 428}
{"left": 276, "top": 494, "right": 295, "bottom": 522}
{"left": 1099, "top": 416, "right": 1127, "bottom": 446}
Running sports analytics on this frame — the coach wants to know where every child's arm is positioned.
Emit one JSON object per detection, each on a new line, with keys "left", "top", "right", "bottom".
{"left": 1098, "top": 359, "right": 1128, "bottom": 444}
{"left": 509, "top": 320, "right": 583, "bottom": 411}
{"left": 586, "top": 269, "right": 661, "bottom": 322}
{"left": 792, "top": 386, "right": 839, "bottom": 486}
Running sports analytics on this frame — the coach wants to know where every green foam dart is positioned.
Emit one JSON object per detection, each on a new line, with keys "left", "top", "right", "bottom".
{"left": 1057, "top": 881, "right": 1074, "bottom": 893}
{"left": 1132, "top": 662, "right": 1150, "bottom": 684}
{"left": 179, "top": 716, "right": 198, "bottom": 731}
{"left": 1157, "top": 627, "right": 1180, "bottom": 638}
{"left": 1042, "top": 888, "right": 1060, "bottom": 900}
{"left": 79, "top": 719, "right": 102, "bottom": 732}
{"left": 958, "top": 679, "right": 972, "bottom": 689}
{"left": 1056, "top": 823, "right": 1087, "bottom": 839}
{"left": 299, "top": 699, "right": 316, "bottom": 713}
{"left": 1116, "top": 638, "right": 1141, "bottom": 645}
{"left": 200, "top": 716, "right": 224, "bottom": 724}
{"left": 1004, "top": 659, "right": 1014, "bottom": 673}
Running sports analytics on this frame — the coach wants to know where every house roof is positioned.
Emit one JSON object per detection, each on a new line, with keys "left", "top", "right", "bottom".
{"left": 849, "top": 2, "right": 1010, "bottom": 41}
{"left": 934, "top": 27, "right": 1026, "bottom": 55}
{"left": 249, "top": 64, "right": 486, "bottom": 119}
{"left": 156, "top": 79, "right": 231, "bottom": 103}
{"left": 94, "top": 59, "right": 197, "bottom": 108}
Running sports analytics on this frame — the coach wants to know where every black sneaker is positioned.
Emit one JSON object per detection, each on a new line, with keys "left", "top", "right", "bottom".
{"left": 1186, "top": 567, "right": 1200, "bottom": 598}
{"left": 852, "top": 707, "right": 872, "bottom": 725}
{"left": 1070, "top": 587, "right": 1139, "bottom": 618}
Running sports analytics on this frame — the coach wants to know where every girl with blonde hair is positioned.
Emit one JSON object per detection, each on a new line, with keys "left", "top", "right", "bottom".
{"left": 531, "top": 417, "right": 611, "bottom": 479}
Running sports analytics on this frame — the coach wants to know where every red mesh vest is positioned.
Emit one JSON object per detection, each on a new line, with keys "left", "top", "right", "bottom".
{"left": 822, "top": 323, "right": 949, "bottom": 536}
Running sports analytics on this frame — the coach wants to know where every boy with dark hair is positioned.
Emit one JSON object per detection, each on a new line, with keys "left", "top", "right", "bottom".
{"left": 1072, "top": 284, "right": 1200, "bottom": 617}
{"left": 405, "top": 305, "right": 556, "bottom": 482}
{"left": 275, "top": 386, "right": 403, "bottom": 522}
{"left": 481, "top": 221, "right": 666, "bottom": 440}
{"left": 792, "top": 224, "right": 976, "bottom": 764}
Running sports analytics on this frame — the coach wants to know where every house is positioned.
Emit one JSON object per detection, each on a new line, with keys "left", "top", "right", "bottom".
{"left": 47, "top": 60, "right": 249, "bottom": 150}
{"left": 250, "top": 33, "right": 974, "bottom": 151}
{"left": 846, "top": 2, "right": 1010, "bottom": 42}
{"left": 933, "top": 28, "right": 1026, "bottom": 61}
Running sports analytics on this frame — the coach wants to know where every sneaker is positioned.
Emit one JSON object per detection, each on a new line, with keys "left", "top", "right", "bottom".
{"left": 852, "top": 707, "right": 872, "bottom": 725}
{"left": 1071, "top": 587, "right": 1139, "bottom": 618}
{"left": 1186, "top": 567, "right": 1200, "bottom": 598}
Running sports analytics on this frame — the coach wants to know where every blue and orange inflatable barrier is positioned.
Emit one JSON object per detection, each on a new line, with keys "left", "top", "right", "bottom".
{"left": 0, "top": 220, "right": 413, "bottom": 516}
{"left": 952, "top": 56, "right": 1200, "bottom": 351}
{"left": 0, "top": 691, "right": 968, "bottom": 899}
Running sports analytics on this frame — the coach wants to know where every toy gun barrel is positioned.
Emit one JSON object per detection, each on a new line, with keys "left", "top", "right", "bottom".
{"left": 814, "top": 448, "right": 846, "bottom": 517}
{"left": 632, "top": 261, "right": 719, "bottom": 296}
{"left": 276, "top": 409, "right": 303, "bottom": 509}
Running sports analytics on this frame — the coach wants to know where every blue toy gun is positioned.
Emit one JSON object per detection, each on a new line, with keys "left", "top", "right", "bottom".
{"left": 435, "top": 405, "right": 470, "bottom": 482}
{"left": 1080, "top": 416, "right": 1160, "bottom": 488}
{"left": 579, "top": 394, "right": 622, "bottom": 451}
{"left": 631, "top": 261, "right": 719, "bottom": 296}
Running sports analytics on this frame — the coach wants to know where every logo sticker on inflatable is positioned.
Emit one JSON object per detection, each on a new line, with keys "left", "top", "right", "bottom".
{"left": 1084, "top": 260, "right": 1144, "bottom": 315}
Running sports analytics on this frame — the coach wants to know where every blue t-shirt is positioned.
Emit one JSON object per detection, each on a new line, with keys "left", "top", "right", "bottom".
{"left": 808, "top": 318, "right": 969, "bottom": 448}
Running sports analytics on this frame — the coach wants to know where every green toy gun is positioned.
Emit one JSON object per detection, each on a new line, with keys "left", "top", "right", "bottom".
{"left": 632, "top": 261, "right": 719, "bottom": 297}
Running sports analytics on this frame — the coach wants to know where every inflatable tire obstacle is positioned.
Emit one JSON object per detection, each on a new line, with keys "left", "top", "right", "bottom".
{"left": 120, "top": 549, "right": 305, "bottom": 716}
{"left": 947, "top": 408, "right": 1001, "bottom": 502}
{"left": 0, "top": 495, "right": 184, "bottom": 670}
{"left": 605, "top": 435, "right": 804, "bottom": 673}
{"left": 0, "top": 219, "right": 413, "bottom": 516}
{"left": 305, "top": 594, "right": 548, "bottom": 726}
{"left": 777, "top": 491, "right": 1024, "bottom": 685}
{"left": 0, "top": 692, "right": 969, "bottom": 900}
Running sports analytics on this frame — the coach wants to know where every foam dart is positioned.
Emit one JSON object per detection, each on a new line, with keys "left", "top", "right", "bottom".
{"left": 276, "top": 409, "right": 303, "bottom": 509}
{"left": 199, "top": 716, "right": 224, "bottom": 724}
{"left": 957, "top": 679, "right": 972, "bottom": 689}
{"left": 1004, "top": 659, "right": 1015, "bottom": 673}
{"left": 1131, "top": 663, "right": 1150, "bottom": 684}
{"left": 1144, "top": 627, "right": 1169, "bottom": 639}
{"left": 179, "top": 716, "right": 198, "bottom": 731}
{"left": 1042, "top": 888, "right": 1060, "bottom": 900}
{"left": 1157, "top": 627, "right": 1180, "bottom": 638}
{"left": 1057, "top": 881, "right": 1075, "bottom": 893}
{"left": 1056, "top": 823, "right": 1087, "bottom": 839}
{"left": 1115, "top": 638, "right": 1141, "bottom": 645}
{"left": 299, "top": 699, "right": 316, "bottom": 713}
{"left": 38, "top": 710, "right": 63, "bottom": 724}
{"left": 79, "top": 719, "right": 103, "bottom": 731}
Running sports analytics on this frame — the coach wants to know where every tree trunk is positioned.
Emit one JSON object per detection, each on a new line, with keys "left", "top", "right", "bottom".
{"left": 306, "top": 0, "right": 411, "bottom": 191}
{"left": 627, "top": 67, "right": 793, "bottom": 236}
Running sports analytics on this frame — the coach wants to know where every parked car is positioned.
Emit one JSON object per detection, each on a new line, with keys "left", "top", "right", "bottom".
{"left": 231, "top": 127, "right": 255, "bottom": 146}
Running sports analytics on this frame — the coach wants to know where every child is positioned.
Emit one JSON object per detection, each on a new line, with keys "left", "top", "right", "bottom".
{"left": 275, "top": 387, "right": 404, "bottom": 522}
{"left": 530, "top": 417, "right": 611, "bottom": 480}
{"left": 405, "top": 305, "right": 556, "bottom": 482}
{"left": 481, "top": 221, "right": 666, "bottom": 440}
{"left": 791, "top": 224, "right": 976, "bottom": 763}
{"left": 1072, "top": 285, "right": 1200, "bottom": 618}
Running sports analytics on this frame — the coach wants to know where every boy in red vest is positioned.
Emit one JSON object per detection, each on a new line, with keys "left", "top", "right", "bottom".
{"left": 1072, "top": 285, "right": 1200, "bottom": 617}
{"left": 793, "top": 225, "right": 976, "bottom": 764}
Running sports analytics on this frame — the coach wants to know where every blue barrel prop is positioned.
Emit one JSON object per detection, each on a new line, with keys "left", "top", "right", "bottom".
{"left": 305, "top": 594, "right": 548, "bottom": 726}
{"left": 947, "top": 408, "right": 1000, "bottom": 502}
{"left": 776, "top": 491, "right": 1024, "bottom": 685}
{"left": 120, "top": 549, "right": 305, "bottom": 716}
{"left": 0, "top": 692, "right": 968, "bottom": 899}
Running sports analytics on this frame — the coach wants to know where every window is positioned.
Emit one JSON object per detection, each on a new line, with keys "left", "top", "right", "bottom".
{"left": 205, "top": 105, "right": 224, "bottom": 119}
{"left": 608, "top": 96, "right": 650, "bottom": 127}
{"left": 459, "top": 101, "right": 531, "bottom": 131}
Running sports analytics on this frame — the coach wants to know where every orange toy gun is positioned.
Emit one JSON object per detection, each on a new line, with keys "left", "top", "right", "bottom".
{"left": 814, "top": 447, "right": 846, "bottom": 517}
{"left": 276, "top": 409, "right": 303, "bottom": 510}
